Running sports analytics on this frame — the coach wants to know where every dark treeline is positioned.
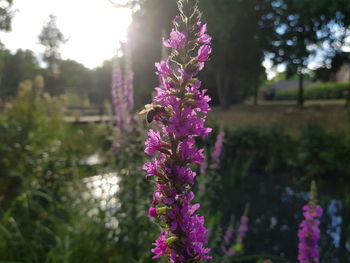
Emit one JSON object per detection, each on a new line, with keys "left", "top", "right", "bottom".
{"left": 0, "top": 13, "right": 112, "bottom": 105}
{"left": 128, "top": 0, "right": 350, "bottom": 107}
{"left": 0, "top": 43, "right": 112, "bottom": 105}
{"left": 1, "top": 0, "right": 350, "bottom": 108}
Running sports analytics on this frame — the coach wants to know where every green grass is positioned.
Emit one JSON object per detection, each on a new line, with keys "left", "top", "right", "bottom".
{"left": 208, "top": 100, "right": 350, "bottom": 134}
{"left": 260, "top": 99, "right": 346, "bottom": 106}
{"left": 275, "top": 82, "right": 350, "bottom": 100}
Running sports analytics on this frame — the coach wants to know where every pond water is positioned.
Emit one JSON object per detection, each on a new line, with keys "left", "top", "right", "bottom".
{"left": 83, "top": 172, "right": 119, "bottom": 229}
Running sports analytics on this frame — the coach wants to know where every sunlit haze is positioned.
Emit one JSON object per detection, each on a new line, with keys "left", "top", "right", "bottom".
{"left": 0, "top": 0, "right": 132, "bottom": 69}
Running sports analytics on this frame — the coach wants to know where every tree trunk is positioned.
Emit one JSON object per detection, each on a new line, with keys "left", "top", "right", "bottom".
{"left": 217, "top": 72, "right": 231, "bottom": 110}
{"left": 253, "top": 85, "right": 259, "bottom": 106}
{"left": 346, "top": 85, "right": 350, "bottom": 106}
{"left": 298, "top": 73, "right": 304, "bottom": 106}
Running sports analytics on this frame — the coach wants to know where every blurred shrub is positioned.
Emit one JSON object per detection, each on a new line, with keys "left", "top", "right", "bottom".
{"left": 0, "top": 77, "right": 109, "bottom": 262}
{"left": 109, "top": 119, "right": 158, "bottom": 263}
{"left": 198, "top": 124, "right": 350, "bottom": 262}
{"left": 296, "top": 123, "right": 350, "bottom": 179}
{"left": 62, "top": 92, "right": 90, "bottom": 107}
{"left": 276, "top": 82, "right": 350, "bottom": 100}
{"left": 0, "top": 78, "right": 156, "bottom": 262}
{"left": 216, "top": 124, "right": 350, "bottom": 179}
{"left": 219, "top": 125, "right": 294, "bottom": 173}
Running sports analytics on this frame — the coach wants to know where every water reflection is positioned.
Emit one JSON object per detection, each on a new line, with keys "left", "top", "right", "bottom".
{"left": 83, "top": 172, "right": 119, "bottom": 229}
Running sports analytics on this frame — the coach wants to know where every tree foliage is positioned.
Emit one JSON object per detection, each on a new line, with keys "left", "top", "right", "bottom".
{"left": 127, "top": 0, "right": 350, "bottom": 108}
{"left": 59, "top": 59, "right": 91, "bottom": 94}
{"left": 38, "top": 14, "right": 66, "bottom": 72}
{"left": 0, "top": 47, "right": 40, "bottom": 98}
{"left": 0, "top": 0, "right": 13, "bottom": 32}
{"left": 199, "top": 0, "right": 276, "bottom": 107}
{"left": 128, "top": 0, "right": 177, "bottom": 107}
{"left": 268, "top": 0, "right": 350, "bottom": 105}
{"left": 38, "top": 14, "right": 66, "bottom": 95}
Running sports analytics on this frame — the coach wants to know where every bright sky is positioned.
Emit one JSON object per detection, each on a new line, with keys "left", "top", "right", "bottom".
{"left": 0, "top": 0, "right": 132, "bottom": 69}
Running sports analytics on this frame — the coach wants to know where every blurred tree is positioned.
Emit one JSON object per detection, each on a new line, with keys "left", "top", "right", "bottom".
{"left": 59, "top": 59, "right": 91, "bottom": 95}
{"left": 127, "top": 0, "right": 177, "bottom": 108}
{"left": 314, "top": 51, "right": 350, "bottom": 82}
{"left": 89, "top": 60, "right": 113, "bottom": 105}
{"left": 0, "top": 48, "right": 40, "bottom": 98}
{"left": 38, "top": 14, "right": 66, "bottom": 95}
{"left": 128, "top": 0, "right": 350, "bottom": 108}
{"left": 0, "top": 43, "right": 10, "bottom": 96}
{"left": 0, "top": 0, "right": 13, "bottom": 89}
{"left": 0, "top": 0, "right": 13, "bottom": 32}
{"left": 129, "top": 0, "right": 277, "bottom": 108}
{"left": 268, "top": 0, "right": 350, "bottom": 106}
{"left": 200, "top": 0, "right": 276, "bottom": 108}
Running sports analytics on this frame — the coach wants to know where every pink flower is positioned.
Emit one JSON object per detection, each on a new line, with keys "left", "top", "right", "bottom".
{"left": 148, "top": 207, "right": 158, "bottom": 218}
{"left": 176, "top": 166, "right": 196, "bottom": 184}
{"left": 179, "top": 138, "right": 205, "bottom": 164}
{"left": 151, "top": 231, "right": 169, "bottom": 259}
{"left": 152, "top": 190, "right": 163, "bottom": 206}
{"left": 155, "top": 60, "right": 173, "bottom": 77}
{"left": 142, "top": 158, "right": 160, "bottom": 177}
{"left": 186, "top": 81, "right": 211, "bottom": 113}
{"left": 163, "top": 29, "right": 188, "bottom": 49}
{"left": 197, "top": 22, "right": 212, "bottom": 44}
{"left": 145, "top": 130, "right": 163, "bottom": 156}
{"left": 197, "top": 45, "right": 212, "bottom": 62}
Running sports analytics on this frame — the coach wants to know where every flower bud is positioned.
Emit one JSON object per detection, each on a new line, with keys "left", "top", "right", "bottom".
{"left": 166, "top": 236, "right": 178, "bottom": 244}
{"left": 157, "top": 206, "right": 168, "bottom": 215}
{"left": 148, "top": 207, "right": 158, "bottom": 218}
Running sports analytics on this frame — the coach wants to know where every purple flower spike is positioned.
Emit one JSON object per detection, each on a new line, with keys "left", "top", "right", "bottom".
{"left": 197, "top": 22, "right": 212, "bottom": 44}
{"left": 223, "top": 226, "right": 234, "bottom": 245}
{"left": 111, "top": 62, "right": 124, "bottom": 130}
{"left": 197, "top": 45, "right": 212, "bottom": 62}
{"left": 221, "top": 207, "right": 249, "bottom": 259}
{"left": 298, "top": 181, "right": 322, "bottom": 263}
{"left": 142, "top": 0, "right": 213, "bottom": 261}
{"left": 237, "top": 216, "right": 249, "bottom": 243}
{"left": 212, "top": 132, "right": 225, "bottom": 167}
{"left": 111, "top": 43, "right": 134, "bottom": 152}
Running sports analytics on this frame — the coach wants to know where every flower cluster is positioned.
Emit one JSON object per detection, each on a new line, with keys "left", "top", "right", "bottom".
{"left": 298, "top": 181, "right": 322, "bottom": 263}
{"left": 211, "top": 132, "right": 225, "bottom": 168}
{"left": 237, "top": 216, "right": 249, "bottom": 243}
{"left": 221, "top": 214, "right": 249, "bottom": 258}
{"left": 142, "top": 0, "right": 212, "bottom": 261}
{"left": 200, "top": 131, "right": 225, "bottom": 176}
